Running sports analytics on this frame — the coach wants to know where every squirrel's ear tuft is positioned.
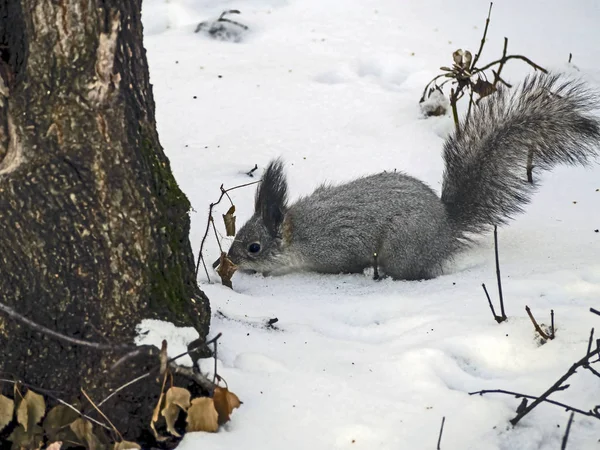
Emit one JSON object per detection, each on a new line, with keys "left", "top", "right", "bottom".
{"left": 255, "top": 158, "right": 288, "bottom": 235}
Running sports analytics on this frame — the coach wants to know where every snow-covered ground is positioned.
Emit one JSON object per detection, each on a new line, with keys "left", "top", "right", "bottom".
{"left": 140, "top": 0, "right": 600, "bottom": 448}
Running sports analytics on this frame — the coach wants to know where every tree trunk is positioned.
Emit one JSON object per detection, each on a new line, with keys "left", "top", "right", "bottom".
{"left": 0, "top": 0, "right": 210, "bottom": 442}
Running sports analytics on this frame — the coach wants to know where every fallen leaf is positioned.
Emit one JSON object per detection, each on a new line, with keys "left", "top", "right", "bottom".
{"left": 0, "top": 394, "right": 14, "bottom": 432}
{"left": 43, "top": 405, "right": 79, "bottom": 443}
{"left": 46, "top": 442, "right": 63, "bottom": 450}
{"left": 223, "top": 205, "right": 236, "bottom": 236}
{"left": 17, "top": 390, "right": 45, "bottom": 433}
{"left": 161, "top": 387, "right": 191, "bottom": 437}
{"left": 8, "top": 424, "right": 44, "bottom": 449}
{"left": 69, "top": 418, "right": 101, "bottom": 450}
{"left": 213, "top": 387, "right": 241, "bottom": 425}
{"left": 217, "top": 252, "right": 237, "bottom": 289}
{"left": 186, "top": 397, "right": 219, "bottom": 433}
{"left": 114, "top": 441, "right": 141, "bottom": 450}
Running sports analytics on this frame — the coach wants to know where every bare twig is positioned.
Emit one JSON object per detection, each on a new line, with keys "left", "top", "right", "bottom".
{"left": 246, "top": 164, "right": 258, "bottom": 177}
{"left": 470, "top": 2, "right": 493, "bottom": 70}
{"left": 437, "top": 416, "right": 446, "bottom": 450}
{"left": 469, "top": 388, "right": 599, "bottom": 420}
{"left": 590, "top": 308, "right": 600, "bottom": 317}
{"left": 561, "top": 412, "right": 575, "bottom": 450}
{"left": 97, "top": 373, "right": 151, "bottom": 408}
{"left": 509, "top": 346, "right": 600, "bottom": 425}
{"left": 550, "top": 310, "right": 555, "bottom": 339}
{"left": 195, "top": 180, "right": 261, "bottom": 280}
{"left": 450, "top": 88, "right": 460, "bottom": 133}
{"left": 168, "top": 363, "right": 214, "bottom": 392}
{"left": 493, "top": 226, "right": 507, "bottom": 320}
{"left": 482, "top": 283, "right": 505, "bottom": 323}
{"left": 0, "top": 301, "right": 132, "bottom": 351}
{"left": 476, "top": 55, "right": 546, "bottom": 74}
{"left": 81, "top": 388, "right": 123, "bottom": 441}
{"left": 525, "top": 305, "right": 550, "bottom": 341}
{"left": 587, "top": 328, "right": 595, "bottom": 355}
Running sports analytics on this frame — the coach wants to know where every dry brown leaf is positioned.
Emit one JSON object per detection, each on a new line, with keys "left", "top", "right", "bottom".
{"left": 69, "top": 418, "right": 100, "bottom": 450}
{"left": 161, "top": 387, "right": 191, "bottom": 437}
{"left": 186, "top": 397, "right": 218, "bottom": 433}
{"left": 43, "top": 405, "right": 79, "bottom": 443}
{"left": 8, "top": 424, "right": 44, "bottom": 449}
{"left": 46, "top": 442, "right": 63, "bottom": 450}
{"left": 223, "top": 205, "right": 236, "bottom": 236}
{"left": 0, "top": 394, "right": 15, "bottom": 433}
{"left": 217, "top": 252, "right": 237, "bottom": 289}
{"left": 213, "top": 387, "right": 241, "bottom": 425}
{"left": 17, "top": 390, "right": 46, "bottom": 433}
{"left": 150, "top": 377, "right": 168, "bottom": 442}
{"left": 113, "top": 441, "right": 141, "bottom": 450}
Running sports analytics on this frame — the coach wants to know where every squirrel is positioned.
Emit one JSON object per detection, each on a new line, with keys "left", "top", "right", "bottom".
{"left": 224, "top": 73, "right": 600, "bottom": 280}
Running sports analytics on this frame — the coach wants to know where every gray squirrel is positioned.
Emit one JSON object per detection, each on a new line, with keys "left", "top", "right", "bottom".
{"left": 225, "top": 73, "right": 600, "bottom": 280}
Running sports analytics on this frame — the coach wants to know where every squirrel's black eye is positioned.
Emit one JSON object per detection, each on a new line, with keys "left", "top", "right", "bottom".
{"left": 248, "top": 243, "right": 261, "bottom": 254}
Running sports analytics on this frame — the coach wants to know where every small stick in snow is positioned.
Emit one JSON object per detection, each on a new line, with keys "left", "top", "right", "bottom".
{"left": 436, "top": 416, "right": 446, "bottom": 450}
{"left": 510, "top": 345, "right": 600, "bottom": 425}
{"left": 591, "top": 307, "right": 600, "bottom": 317}
{"left": 493, "top": 226, "right": 507, "bottom": 320}
{"left": 482, "top": 283, "right": 504, "bottom": 323}
{"left": 246, "top": 164, "right": 258, "bottom": 177}
{"left": 469, "top": 388, "right": 598, "bottom": 421}
{"left": 550, "top": 309, "right": 555, "bottom": 339}
{"left": 373, "top": 252, "right": 380, "bottom": 280}
{"left": 525, "top": 305, "right": 551, "bottom": 341}
{"left": 561, "top": 412, "right": 575, "bottom": 450}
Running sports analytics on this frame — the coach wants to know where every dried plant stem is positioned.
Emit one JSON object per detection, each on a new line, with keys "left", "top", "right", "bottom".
{"left": 510, "top": 346, "right": 600, "bottom": 425}
{"left": 0, "top": 301, "right": 132, "bottom": 351}
{"left": 470, "top": 388, "right": 599, "bottom": 421}
{"left": 470, "top": 2, "right": 494, "bottom": 70}
{"left": 561, "top": 412, "right": 575, "bottom": 449}
{"left": 81, "top": 388, "right": 123, "bottom": 441}
{"left": 437, "top": 416, "right": 446, "bottom": 449}
{"left": 525, "top": 305, "right": 550, "bottom": 340}
{"left": 493, "top": 226, "right": 506, "bottom": 320}
{"left": 195, "top": 180, "right": 261, "bottom": 280}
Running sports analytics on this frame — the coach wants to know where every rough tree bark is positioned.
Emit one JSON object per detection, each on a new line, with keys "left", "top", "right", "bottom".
{"left": 0, "top": 0, "right": 210, "bottom": 443}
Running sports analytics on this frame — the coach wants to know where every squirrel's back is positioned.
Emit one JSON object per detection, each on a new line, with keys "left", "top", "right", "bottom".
{"left": 287, "top": 172, "right": 455, "bottom": 279}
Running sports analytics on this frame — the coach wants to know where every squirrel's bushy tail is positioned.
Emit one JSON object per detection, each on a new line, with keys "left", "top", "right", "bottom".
{"left": 441, "top": 72, "right": 600, "bottom": 236}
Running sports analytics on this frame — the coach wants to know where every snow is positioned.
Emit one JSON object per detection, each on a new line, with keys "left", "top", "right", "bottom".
{"left": 140, "top": 0, "right": 600, "bottom": 448}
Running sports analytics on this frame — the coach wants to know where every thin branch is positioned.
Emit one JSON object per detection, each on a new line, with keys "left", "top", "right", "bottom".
{"left": 482, "top": 283, "right": 505, "bottom": 323}
{"left": 590, "top": 308, "right": 600, "bottom": 317}
{"left": 97, "top": 373, "right": 151, "bottom": 408}
{"left": 437, "top": 416, "right": 446, "bottom": 450}
{"left": 419, "top": 73, "right": 447, "bottom": 103}
{"left": 195, "top": 180, "right": 261, "bottom": 279}
{"left": 168, "top": 363, "right": 214, "bottom": 392}
{"left": 561, "top": 412, "right": 575, "bottom": 450}
{"left": 450, "top": 88, "right": 460, "bottom": 133}
{"left": 587, "top": 329, "right": 595, "bottom": 355}
{"left": 81, "top": 388, "right": 123, "bottom": 441}
{"left": 476, "top": 55, "right": 547, "bottom": 74}
{"left": 469, "top": 389, "right": 600, "bottom": 420}
{"left": 550, "top": 310, "right": 555, "bottom": 339}
{"left": 525, "top": 305, "right": 550, "bottom": 340}
{"left": 470, "top": 2, "right": 493, "bottom": 71}
{"left": 0, "top": 301, "right": 132, "bottom": 351}
{"left": 493, "top": 226, "right": 506, "bottom": 320}
{"left": 509, "top": 346, "right": 600, "bottom": 425}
